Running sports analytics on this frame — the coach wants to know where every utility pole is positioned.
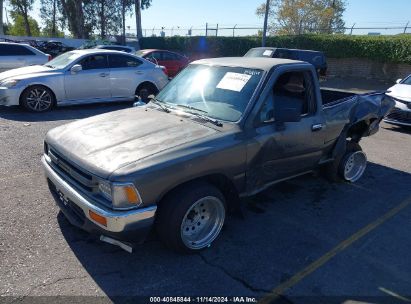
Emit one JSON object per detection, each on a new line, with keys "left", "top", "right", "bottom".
{"left": 328, "top": 0, "right": 336, "bottom": 33}
{"left": 262, "top": 0, "right": 270, "bottom": 46}
{"left": 122, "top": 0, "right": 126, "bottom": 45}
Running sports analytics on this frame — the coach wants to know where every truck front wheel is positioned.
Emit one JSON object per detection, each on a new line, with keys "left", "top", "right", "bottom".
{"left": 326, "top": 141, "right": 367, "bottom": 183}
{"left": 156, "top": 182, "right": 226, "bottom": 253}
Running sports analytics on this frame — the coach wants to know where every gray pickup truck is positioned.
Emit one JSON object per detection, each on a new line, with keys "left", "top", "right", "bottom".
{"left": 42, "top": 57, "right": 394, "bottom": 253}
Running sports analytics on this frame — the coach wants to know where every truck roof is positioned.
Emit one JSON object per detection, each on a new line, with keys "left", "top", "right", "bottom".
{"left": 191, "top": 57, "right": 306, "bottom": 72}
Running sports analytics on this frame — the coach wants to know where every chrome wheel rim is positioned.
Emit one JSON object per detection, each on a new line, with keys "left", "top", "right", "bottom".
{"left": 180, "top": 196, "right": 225, "bottom": 250}
{"left": 344, "top": 151, "right": 367, "bottom": 182}
{"left": 26, "top": 88, "right": 52, "bottom": 112}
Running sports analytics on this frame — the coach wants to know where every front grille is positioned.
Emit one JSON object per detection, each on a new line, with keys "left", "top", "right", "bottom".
{"left": 48, "top": 147, "right": 97, "bottom": 192}
{"left": 385, "top": 108, "right": 411, "bottom": 124}
{"left": 48, "top": 179, "right": 86, "bottom": 226}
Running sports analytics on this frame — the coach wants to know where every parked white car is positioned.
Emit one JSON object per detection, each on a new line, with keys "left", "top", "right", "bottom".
{"left": 0, "top": 42, "right": 51, "bottom": 73}
{"left": 384, "top": 75, "right": 411, "bottom": 127}
{"left": 0, "top": 49, "right": 169, "bottom": 112}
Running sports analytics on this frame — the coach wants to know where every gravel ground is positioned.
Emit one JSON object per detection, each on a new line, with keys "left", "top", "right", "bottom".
{"left": 0, "top": 101, "right": 410, "bottom": 304}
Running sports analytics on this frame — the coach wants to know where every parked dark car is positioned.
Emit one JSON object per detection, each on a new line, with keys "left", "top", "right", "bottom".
{"left": 39, "top": 41, "right": 75, "bottom": 58}
{"left": 136, "top": 49, "right": 189, "bottom": 77}
{"left": 245, "top": 47, "right": 328, "bottom": 78}
{"left": 42, "top": 57, "right": 393, "bottom": 253}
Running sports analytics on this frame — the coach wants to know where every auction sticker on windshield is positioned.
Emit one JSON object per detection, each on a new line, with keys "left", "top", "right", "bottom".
{"left": 217, "top": 72, "right": 252, "bottom": 92}
{"left": 263, "top": 50, "right": 273, "bottom": 56}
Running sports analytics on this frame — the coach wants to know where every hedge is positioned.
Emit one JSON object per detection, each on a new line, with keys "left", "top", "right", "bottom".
{"left": 140, "top": 35, "right": 411, "bottom": 64}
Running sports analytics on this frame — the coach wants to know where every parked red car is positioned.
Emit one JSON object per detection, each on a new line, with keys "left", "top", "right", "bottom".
{"left": 136, "top": 49, "right": 189, "bottom": 77}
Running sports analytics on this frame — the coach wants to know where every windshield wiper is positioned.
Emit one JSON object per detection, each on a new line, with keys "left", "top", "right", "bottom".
{"left": 176, "top": 104, "right": 223, "bottom": 127}
{"left": 176, "top": 104, "right": 208, "bottom": 114}
{"left": 150, "top": 98, "right": 170, "bottom": 113}
{"left": 44, "top": 64, "right": 54, "bottom": 68}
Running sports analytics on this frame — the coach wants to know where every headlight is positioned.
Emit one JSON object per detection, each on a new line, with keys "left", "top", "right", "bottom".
{"left": 0, "top": 79, "right": 20, "bottom": 88}
{"left": 98, "top": 181, "right": 142, "bottom": 210}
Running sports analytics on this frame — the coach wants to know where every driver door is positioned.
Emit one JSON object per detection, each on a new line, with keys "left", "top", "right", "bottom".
{"left": 64, "top": 54, "right": 111, "bottom": 102}
{"left": 246, "top": 69, "right": 325, "bottom": 190}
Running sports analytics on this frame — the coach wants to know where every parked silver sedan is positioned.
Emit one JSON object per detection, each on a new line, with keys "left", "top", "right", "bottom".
{"left": 0, "top": 49, "right": 169, "bottom": 112}
{"left": 0, "top": 42, "right": 51, "bottom": 73}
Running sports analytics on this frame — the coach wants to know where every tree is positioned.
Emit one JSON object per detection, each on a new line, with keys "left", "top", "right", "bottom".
{"left": 9, "top": 0, "right": 35, "bottom": 36}
{"left": 256, "top": 0, "right": 346, "bottom": 35}
{"left": 8, "top": 14, "right": 40, "bottom": 36}
{"left": 134, "top": 0, "right": 151, "bottom": 40}
{"left": 41, "top": 20, "right": 65, "bottom": 37}
{"left": 59, "top": 0, "right": 90, "bottom": 38}
{"left": 0, "top": 0, "right": 4, "bottom": 35}
{"left": 85, "top": 0, "right": 122, "bottom": 38}
{"left": 40, "top": 0, "right": 63, "bottom": 37}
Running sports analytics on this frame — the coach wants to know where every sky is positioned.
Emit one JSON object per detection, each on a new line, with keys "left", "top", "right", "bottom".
{"left": 5, "top": 0, "right": 411, "bottom": 36}
{"left": 134, "top": 0, "right": 411, "bottom": 35}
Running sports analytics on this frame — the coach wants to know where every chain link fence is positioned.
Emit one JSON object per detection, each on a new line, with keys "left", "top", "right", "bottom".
{"left": 129, "top": 22, "right": 411, "bottom": 37}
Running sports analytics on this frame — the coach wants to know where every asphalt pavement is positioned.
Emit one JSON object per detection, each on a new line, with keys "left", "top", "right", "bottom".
{"left": 0, "top": 101, "right": 410, "bottom": 304}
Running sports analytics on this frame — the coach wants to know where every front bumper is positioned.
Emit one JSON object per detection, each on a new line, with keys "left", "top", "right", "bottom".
{"left": 383, "top": 100, "right": 411, "bottom": 127}
{"left": 42, "top": 156, "right": 157, "bottom": 243}
{"left": 0, "top": 86, "right": 23, "bottom": 106}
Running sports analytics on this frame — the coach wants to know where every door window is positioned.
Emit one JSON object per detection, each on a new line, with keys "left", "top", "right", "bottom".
{"left": 257, "top": 71, "right": 316, "bottom": 124}
{"left": 79, "top": 55, "right": 108, "bottom": 70}
{"left": 108, "top": 54, "right": 142, "bottom": 68}
{"left": 0, "top": 44, "right": 35, "bottom": 56}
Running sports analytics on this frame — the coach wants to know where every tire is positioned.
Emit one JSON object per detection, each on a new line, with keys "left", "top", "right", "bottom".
{"left": 20, "top": 85, "right": 55, "bottom": 112}
{"left": 136, "top": 83, "right": 157, "bottom": 103}
{"left": 156, "top": 182, "right": 226, "bottom": 253}
{"left": 325, "top": 141, "right": 367, "bottom": 183}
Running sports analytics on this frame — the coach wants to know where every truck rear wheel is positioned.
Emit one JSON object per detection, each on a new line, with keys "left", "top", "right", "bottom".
{"left": 326, "top": 141, "right": 367, "bottom": 182}
{"left": 156, "top": 182, "right": 226, "bottom": 253}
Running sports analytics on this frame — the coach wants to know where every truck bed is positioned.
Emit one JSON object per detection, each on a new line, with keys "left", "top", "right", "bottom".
{"left": 320, "top": 88, "right": 357, "bottom": 106}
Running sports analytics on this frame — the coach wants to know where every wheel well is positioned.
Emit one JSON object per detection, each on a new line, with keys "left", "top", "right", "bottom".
{"left": 19, "top": 84, "right": 57, "bottom": 106}
{"left": 346, "top": 118, "right": 377, "bottom": 142}
{"left": 158, "top": 174, "right": 240, "bottom": 212}
{"left": 135, "top": 81, "right": 159, "bottom": 96}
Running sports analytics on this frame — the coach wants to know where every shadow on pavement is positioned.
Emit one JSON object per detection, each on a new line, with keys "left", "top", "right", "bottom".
{"left": 57, "top": 162, "right": 411, "bottom": 300}
{"left": 0, "top": 102, "right": 132, "bottom": 122}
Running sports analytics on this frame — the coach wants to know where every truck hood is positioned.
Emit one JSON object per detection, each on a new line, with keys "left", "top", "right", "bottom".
{"left": 0, "top": 65, "right": 59, "bottom": 82}
{"left": 46, "top": 106, "right": 218, "bottom": 178}
{"left": 387, "top": 84, "right": 411, "bottom": 102}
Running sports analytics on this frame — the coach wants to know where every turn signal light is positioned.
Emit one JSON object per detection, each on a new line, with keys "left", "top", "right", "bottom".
{"left": 89, "top": 210, "right": 107, "bottom": 227}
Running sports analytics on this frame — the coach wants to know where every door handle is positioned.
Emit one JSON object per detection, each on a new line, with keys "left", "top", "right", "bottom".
{"left": 312, "top": 123, "right": 323, "bottom": 132}
{"left": 99, "top": 72, "right": 109, "bottom": 77}
{"left": 135, "top": 71, "right": 143, "bottom": 75}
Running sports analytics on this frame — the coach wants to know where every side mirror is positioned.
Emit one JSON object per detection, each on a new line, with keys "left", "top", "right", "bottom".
{"left": 396, "top": 79, "right": 402, "bottom": 84}
{"left": 274, "top": 99, "right": 302, "bottom": 123}
{"left": 70, "top": 64, "right": 82, "bottom": 74}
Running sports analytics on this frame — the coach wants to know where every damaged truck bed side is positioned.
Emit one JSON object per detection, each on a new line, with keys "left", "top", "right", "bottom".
{"left": 42, "top": 57, "right": 394, "bottom": 253}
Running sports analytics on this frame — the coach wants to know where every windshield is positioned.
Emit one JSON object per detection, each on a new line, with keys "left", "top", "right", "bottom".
{"left": 135, "top": 50, "right": 148, "bottom": 57}
{"left": 156, "top": 64, "right": 263, "bottom": 122}
{"left": 45, "top": 52, "right": 83, "bottom": 69}
{"left": 402, "top": 75, "right": 411, "bottom": 85}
